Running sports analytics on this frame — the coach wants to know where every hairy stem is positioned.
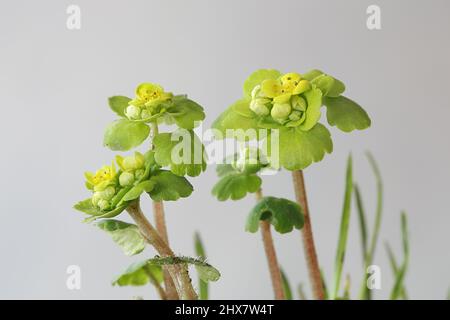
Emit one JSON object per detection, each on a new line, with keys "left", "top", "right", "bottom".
{"left": 255, "top": 189, "right": 285, "bottom": 300}
{"left": 127, "top": 200, "right": 197, "bottom": 300}
{"left": 291, "top": 170, "right": 325, "bottom": 300}
{"left": 153, "top": 201, "right": 179, "bottom": 300}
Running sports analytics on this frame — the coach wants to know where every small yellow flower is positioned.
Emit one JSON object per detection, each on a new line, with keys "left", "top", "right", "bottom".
{"left": 85, "top": 162, "right": 117, "bottom": 191}
{"left": 134, "top": 83, "right": 172, "bottom": 106}
{"left": 261, "top": 79, "right": 282, "bottom": 98}
{"left": 280, "top": 73, "right": 302, "bottom": 93}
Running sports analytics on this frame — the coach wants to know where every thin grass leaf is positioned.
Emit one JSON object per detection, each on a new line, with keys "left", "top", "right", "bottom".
{"left": 280, "top": 269, "right": 293, "bottom": 300}
{"left": 320, "top": 269, "right": 329, "bottom": 300}
{"left": 390, "top": 212, "right": 409, "bottom": 300}
{"left": 359, "top": 152, "right": 384, "bottom": 300}
{"left": 297, "top": 283, "right": 307, "bottom": 300}
{"left": 194, "top": 232, "right": 208, "bottom": 300}
{"left": 354, "top": 184, "right": 368, "bottom": 261}
{"left": 331, "top": 155, "right": 353, "bottom": 299}
{"left": 385, "top": 242, "right": 409, "bottom": 299}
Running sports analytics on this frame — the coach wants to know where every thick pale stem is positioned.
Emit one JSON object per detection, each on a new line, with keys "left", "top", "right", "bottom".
{"left": 291, "top": 170, "right": 325, "bottom": 300}
{"left": 153, "top": 201, "right": 179, "bottom": 300}
{"left": 255, "top": 189, "right": 285, "bottom": 300}
{"left": 127, "top": 200, "right": 198, "bottom": 300}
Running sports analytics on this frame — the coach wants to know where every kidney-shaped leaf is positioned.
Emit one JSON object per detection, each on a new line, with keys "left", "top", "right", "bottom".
{"left": 246, "top": 196, "right": 304, "bottom": 234}
{"left": 112, "top": 260, "right": 163, "bottom": 286}
{"left": 97, "top": 219, "right": 146, "bottom": 256}
{"left": 104, "top": 119, "right": 150, "bottom": 151}
{"left": 323, "top": 96, "right": 371, "bottom": 132}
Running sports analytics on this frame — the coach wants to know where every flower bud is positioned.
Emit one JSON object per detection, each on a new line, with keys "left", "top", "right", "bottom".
{"left": 97, "top": 199, "right": 110, "bottom": 211}
{"left": 250, "top": 99, "right": 270, "bottom": 116}
{"left": 140, "top": 109, "right": 151, "bottom": 119}
{"left": 119, "top": 172, "right": 135, "bottom": 187}
{"left": 291, "top": 95, "right": 307, "bottom": 111}
{"left": 134, "top": 169, "right": 145, "bottom": 180}
{"left": 271, "top": 103, "right": 291, "bottom": 120}
{"left": 289, "top": 110, "right": 302, "bottom": 121}
{"left": 102, "top": 186, "right": 116, "bottom": 200}
{"left": 91, "top": 193, "right": 101, "bottom": 206}
{"left": 251, "top": 85, "right": 261, "bottom": 99}
{"left": 125, "top": 105, "right": 141, "bottom": 120}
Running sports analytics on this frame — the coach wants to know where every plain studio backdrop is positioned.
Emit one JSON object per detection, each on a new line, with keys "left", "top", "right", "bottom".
{"left": 0, "top": 0, "right": 448, "bottom": 299}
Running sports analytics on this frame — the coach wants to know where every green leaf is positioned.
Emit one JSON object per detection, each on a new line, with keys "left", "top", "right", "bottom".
{"left": 108, "top": 96, "right": 131, "bottom": 117}
{"left": 301, "top": 69, "right": 324, "bottom": 81}
{"left": 104, "top": 119, "right": 150, "bottom": 151}
{"left": 246, "top": 196, "right": 304, "bottom": 234}
{"left": 331, "top": 155, "right": 353, "bottom": 300}
{"left": 358, "top": 152, "right": 383, "bottom": 300}
{"left": 354, "top": 184, "right": 368, "bottom": 262}
{"left": 385, "top": 242, "right": 408, "bottom": 299}
{"left": 97, "top": 219, "right": 145, "bottom": 256}
{"left": 146, "top": 256, "right": 220, "bottom": 282}
{"left": 148, "top": 170, "right": 193, "bottom": 201}
{"left": 113, "top": 260, "right": 163, "bottom": 286}
{"left": 390, "top": 212, "right": 409, "bottom": 300}
{"left": 212, "top": 172, "right": 261, "bottom": 201}
{"left": 281, "top": 269, "right": 293, "bottom": 300}
{"left": 122, "top": 180, "right": 155, "bottom": 202}
{"left": 166, "top": 97, "right": 205, "bottom": 129}
{"left": 323, "top": 96, "right": 371, "bottom": 132}
{"left": 271, "top": 124, "right": 333, "bottom": 171}
{"left": 74, "top": 198, "right": 103, "bottom": 216}
{"left": 243, "top": 69, "right": 282, "bottom": 98}
{"left": 311, "top": 74, "right": 345, "bottom": 97}
{"left": 211, "top": 100, "right": 260, "bottom": 140}
{"left": 73, "top": 199, "right": 128, "bottom": 221}
{"left": 194, "top": 232, "right": 208, "bottom": 300}
{"left": 153, "top": 129, "right": 207, "bottom": 177}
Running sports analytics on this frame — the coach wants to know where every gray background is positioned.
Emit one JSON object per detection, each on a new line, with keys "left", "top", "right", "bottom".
{"left": 0, "top": 0, "right": 449, "bottom": 299}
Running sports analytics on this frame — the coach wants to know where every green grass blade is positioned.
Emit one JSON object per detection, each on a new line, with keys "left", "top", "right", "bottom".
{"left": 366, "top": 151, "right": 383, "bottom": 262}
{"left": 320, "top": 269, "right": 329, "bottom": 300}
{"left": 297, "top": 283, "right": 307, "bottom": 300}
{"left": 194, "top": 232, "right": 208, "bottom": 300}
{"left": 390, "top": 212, "right": 409, "bottom": 300}
{"left": 385, "top": 242, "right": 409, "bottom": 299}
{"left": 280, "top": 269, "right": 293, "bottom": 300}
{"left": 331, "top": 154, "right": 353, "bottom": 299}
{"left": 359, "top": 152, "right": 383, "bottom": 300}
{"left": 354, "top": 184, "right": 368, "bottom": 261}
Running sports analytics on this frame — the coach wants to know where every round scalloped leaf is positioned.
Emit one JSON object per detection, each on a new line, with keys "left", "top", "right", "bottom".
{"left": 108, "top": 96, "right": 131, "bottom": 117}
{"left": 104, "top": 119, "right": 150, "bottom": 151}
{"left": 97, "top": 219, "right": 146, "bottom": 256}
{"left": 243, "top": 69, "right": 282, "bottom": 98}
{"left": 112, "top": 260, "right": 163, "bottom": 286}
{"left": 166, "top": 97, "right": 205, "bottom": 129}
{"left": 148, "top": 170, "right": 193, "bottom": 201}
{"left": 245, "top": 196, "right": 304, "bottom": 234}
{"left": 212, "top": 172, "right": 261, "bottom": 201}
{"left": 311, "top": 74, "right": 345, "bottom": 97}
{"left": 323, "top": 96, "right": 371, "bottom": 132}
{"left": 153, "top": 129, "right": 207, "bottom": 177}
{"left": 268, "top": 123, "right": 333, "bottom": 171}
